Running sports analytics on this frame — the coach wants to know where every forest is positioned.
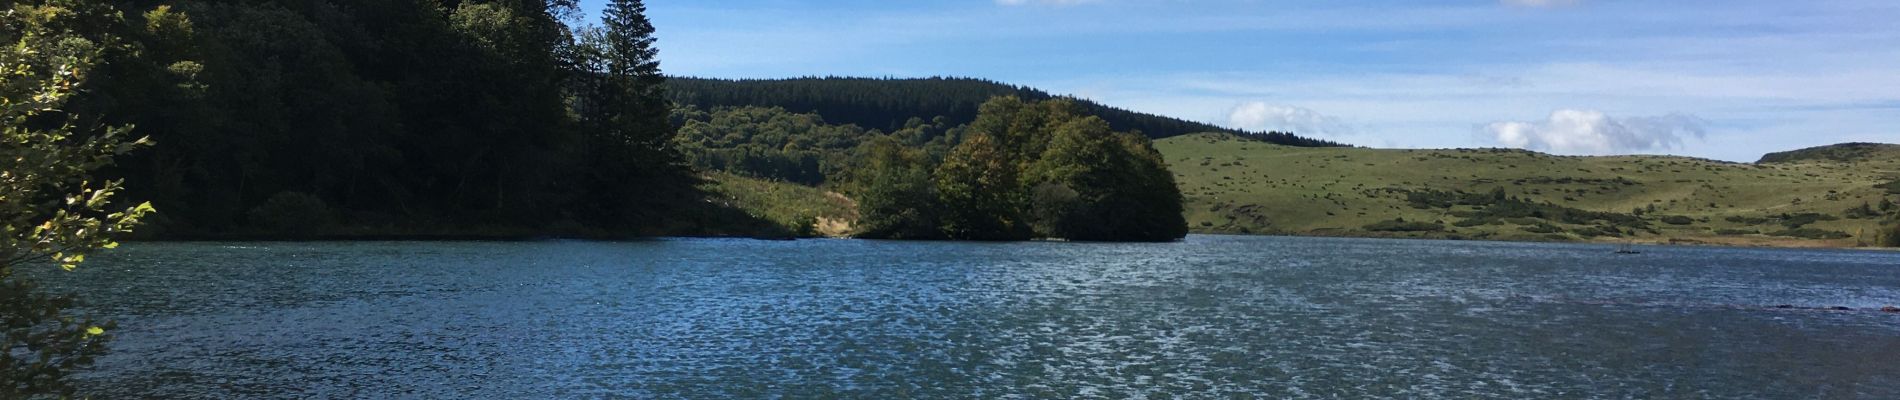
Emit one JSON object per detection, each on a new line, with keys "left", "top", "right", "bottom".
{"left": 668, "top": 77, "right": 1346, "bottom": 148}
{"left": 35, "top": 0, "right": 718, "bottom": 238}
{"left": 8, "top": 0, "right": 1204, "bottom": 243}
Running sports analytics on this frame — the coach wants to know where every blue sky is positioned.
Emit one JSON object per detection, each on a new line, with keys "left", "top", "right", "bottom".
{"left": 580, "top": 0, "right": 1900, "bottom": 161}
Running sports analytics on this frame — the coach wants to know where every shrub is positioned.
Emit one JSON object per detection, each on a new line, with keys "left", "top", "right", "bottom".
{"left": 1364, "top": 219, "right": 1444, "bottom": 232}
{"left": 1715, "top": 229, "right": 1758, "bottom": 236}
{"left": 1520, "top": 224, "right": 1563, "bottom": 234}
{"left": 1770, "top": 228, "right": 1852, "bottom": 240}
{"left": 1659, "top": 216, "right": 1695, "bottom": 225}
{"left": 1571, "top": 226, "right": 1621, "bottom": 238}
{"left": 1845, "top": 202, "right": 1879, "bottom": 219}
{"left": 1880, "top": 180, "right": 1900, "bottom": 194}
{"left": 1778, "top": 213, "right": 1839, "bottom": 229}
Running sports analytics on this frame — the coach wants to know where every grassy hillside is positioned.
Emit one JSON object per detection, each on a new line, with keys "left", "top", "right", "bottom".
{"left": 1158, "top": 133, "right": 1900, "bottom": 247}
{"left": 701, "top": 173, "right": 859, "bottom": 238}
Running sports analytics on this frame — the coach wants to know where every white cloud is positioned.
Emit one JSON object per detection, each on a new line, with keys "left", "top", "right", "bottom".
{"left": 1502, "top": 0, "right": 1581, "bottom": 8}
{"left": 996, "top": 0, "right": 1097, "bottom": 6}
{"left": 1227, "top": 102, "right": 1358, "bottom": 136}
{"left": 1483, "top": 110, "right": 1706, "bottom": 154}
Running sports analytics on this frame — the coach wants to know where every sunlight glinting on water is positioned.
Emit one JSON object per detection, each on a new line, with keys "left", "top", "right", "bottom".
{"left": 34, "top": 236, "right": 1900, "bottom": 398}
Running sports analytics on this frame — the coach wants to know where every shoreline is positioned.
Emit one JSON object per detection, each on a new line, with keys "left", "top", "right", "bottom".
{"left": 127, "top": 230, "right": 1900, "bottom": 252}
{"left": 1187, "top": 230, "right": 1900, "bottom": 252}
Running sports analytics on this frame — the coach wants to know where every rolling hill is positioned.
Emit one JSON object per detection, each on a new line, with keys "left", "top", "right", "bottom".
{"left": 665, "top": 77, "right": 1343, "bottom": 147}
{"left": 663, "top": 80, "right": 1899, "bottom": 248}
{"left": 1759, "top": 143, "right": 1900, "bottom": 164}
{"left": 1157, "top": 133, "right": 1900, "bottom": 247}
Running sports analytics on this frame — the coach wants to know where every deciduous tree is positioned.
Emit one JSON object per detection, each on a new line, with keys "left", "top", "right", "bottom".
{"left": 3, "top": 2, "right": 156, "bottom": 396}
{"left": 848, "top": 137, "right": 944, "bottom": 239}
{"left": 935, "top": 133, "right": 1031, "bottom": 240}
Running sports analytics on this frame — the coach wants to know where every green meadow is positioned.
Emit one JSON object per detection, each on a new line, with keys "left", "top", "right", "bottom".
{"left": 1157, "top": 134, "right": 1900, "bottom": 247}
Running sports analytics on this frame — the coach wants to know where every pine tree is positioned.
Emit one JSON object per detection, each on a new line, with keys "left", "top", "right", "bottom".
{"left": 597, "top": 0, "right": 672, "bottom": 149}
{"left": 573, "top": 0, "right": 692, "bottom": 227}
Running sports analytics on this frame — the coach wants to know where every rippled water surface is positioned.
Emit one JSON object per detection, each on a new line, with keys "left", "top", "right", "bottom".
{"left": 35, "top": 235, "right": 1900, "bottom": 398}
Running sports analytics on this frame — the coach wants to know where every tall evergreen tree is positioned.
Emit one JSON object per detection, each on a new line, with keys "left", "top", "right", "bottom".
{"left": 573, "top": 0, "right": 692, "bottom": 228}
{"left": 593, "top": 0, "right": 671, "bottom": 149}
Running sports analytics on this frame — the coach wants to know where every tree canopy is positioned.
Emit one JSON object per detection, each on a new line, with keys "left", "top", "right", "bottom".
{"left": 849, "top": 97, "right": 1188, "bottom": 242}
{"left": 672, "top": 105, "right": 962, "bottom": 186}
{"left": 60, "top": 0, "right": 697, "bottom": 238}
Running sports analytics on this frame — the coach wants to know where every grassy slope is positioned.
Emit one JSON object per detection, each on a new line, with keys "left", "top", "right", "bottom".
{"left": 1157, "top": 133, "right": 1900, "bottom": 247}
{"left": 701, "top": 172, "right": 858, "bottom": 238}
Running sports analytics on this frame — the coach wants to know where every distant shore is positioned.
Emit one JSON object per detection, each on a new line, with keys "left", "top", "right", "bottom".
{"left": 129, "top": 230, "right": 1900, "bottom": 252}
{"left": 1190, "top": 229, "right": 1899, "bottom": 251}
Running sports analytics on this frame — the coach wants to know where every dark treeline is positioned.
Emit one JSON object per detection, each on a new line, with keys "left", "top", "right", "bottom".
{"left": 671, "top": 105, "right": 962, "bottom": 187}
{"left": 667, "top": 77, "right": 1346, "bottom": 148}
{"left": 66, "top": 0, "right": 729, "bottom": 237}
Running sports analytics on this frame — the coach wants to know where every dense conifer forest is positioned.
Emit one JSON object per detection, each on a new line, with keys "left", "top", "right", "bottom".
{"left": 667, "top": 77, "right": 1345, "bottom": 147}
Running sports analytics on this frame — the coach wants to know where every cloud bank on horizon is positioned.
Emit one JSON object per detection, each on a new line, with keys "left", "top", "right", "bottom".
{"left": 592, "top": 0, "right": 1900, "bottom": 162}
{"left": 1484, "top": 111, "right": 1707, "bottom": 155}
{"left": 1229, "top": 103, "right": 1358, "bottom": 138}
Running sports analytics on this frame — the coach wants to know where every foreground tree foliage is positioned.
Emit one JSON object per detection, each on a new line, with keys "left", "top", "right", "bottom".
{"left": 3, "top": 1, "right": 156, "bottom": 396}
{"left": 850, "top": 97, "right": 1188, "bottom": 242}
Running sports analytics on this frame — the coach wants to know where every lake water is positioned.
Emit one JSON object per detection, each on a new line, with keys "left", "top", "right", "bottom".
{"left": 33, "top": 235, "right": 1900, "bottom": 398}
